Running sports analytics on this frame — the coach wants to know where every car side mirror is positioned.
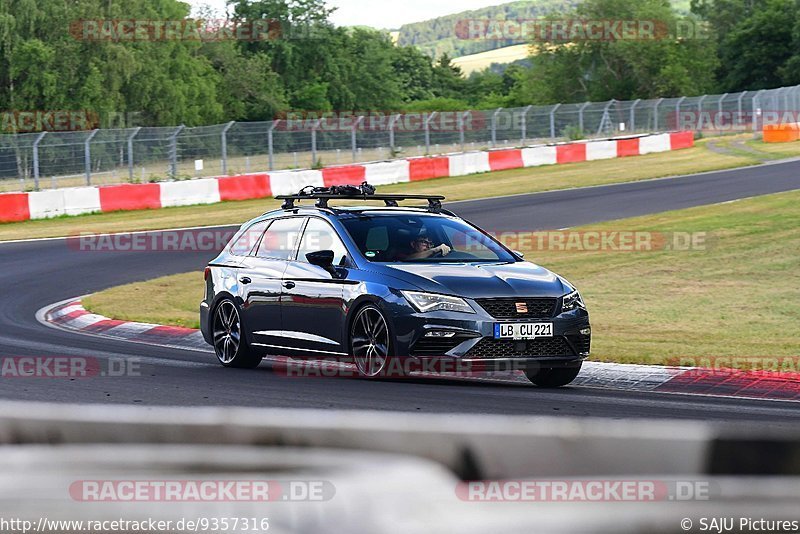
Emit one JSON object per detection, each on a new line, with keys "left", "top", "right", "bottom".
{"left": 513, "top": 250, "right": 525, "bottom": 259}
{"left": 306, "top": 250, "right": 335, "bottom": 272}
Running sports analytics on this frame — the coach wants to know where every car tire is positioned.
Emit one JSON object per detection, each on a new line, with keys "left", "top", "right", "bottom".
{"left": 350, "top": 304, "right": 393, "bottom": 378}
{"left": 211, "top": 298, "right": 261, "bottom": 369}
{"left": 526, "top": 362, "right": 582, "bottom": 388}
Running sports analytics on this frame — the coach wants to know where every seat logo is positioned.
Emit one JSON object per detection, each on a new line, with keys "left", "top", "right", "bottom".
{"left": 515, "top": 302, "right": 528, "bottom": 314}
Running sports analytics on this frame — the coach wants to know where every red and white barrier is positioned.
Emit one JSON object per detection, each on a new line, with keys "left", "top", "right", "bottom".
{"left": 160, "top": 178, "right": 221, "bottom": 208}
{"left": 217, "top": 173, "right": 271, "bottom": 201}
{"left": 269, "top": 169, "right": 324, "bottom": 196}
{"left": 0, "top": 132, "right": 694, "bottom": 223}
{"left": 639, "top": 133, "right": 672, "bottom": 154}
{"left": 521, "top": 146, "right": 558, "bottom": 167}
{"left": 448, "top": 152, "right": 491, "bottom": 176}
{"left": 364, "top": 160, "right": 411, "bottom": 185}
{"left": 585, "top": 140, "right": 618, "bottom": 161}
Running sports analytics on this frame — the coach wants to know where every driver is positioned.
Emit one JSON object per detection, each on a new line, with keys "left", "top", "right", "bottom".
{"left": 399, "top": 233, "right": 451, "bottom": 260}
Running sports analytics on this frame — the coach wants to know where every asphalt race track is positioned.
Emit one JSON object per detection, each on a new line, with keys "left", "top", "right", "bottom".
{"left": 2, "top": 160, "right": 800, "bottom": 423}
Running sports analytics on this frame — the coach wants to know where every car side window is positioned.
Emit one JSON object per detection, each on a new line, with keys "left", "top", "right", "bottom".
{"left": 229, "top": 221, "right": 269, "bottom": 256}
{"left": 256, "top": 218, "right": 305, "bottom": 260}
{"left": 297, "top": 218, "right": 349, "bottom": 266}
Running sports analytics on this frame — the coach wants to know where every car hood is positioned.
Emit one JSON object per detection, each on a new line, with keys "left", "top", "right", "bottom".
{"left": 379, "top": 261, "right": 571, "bottom": 299}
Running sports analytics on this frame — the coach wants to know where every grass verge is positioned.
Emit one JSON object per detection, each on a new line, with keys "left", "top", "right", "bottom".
{"left": 0, "top": 136, "right": 776, "bottom": 242}
{"left": 83, "top": 190, "right": 800, "bottom": 365}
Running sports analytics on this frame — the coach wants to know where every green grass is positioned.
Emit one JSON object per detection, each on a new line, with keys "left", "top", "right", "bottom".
{"left": 0, "top": 136, "right": 765, "bottom": 242}
{"left": 83, "top": 190, "right": 800, "bottom": 365}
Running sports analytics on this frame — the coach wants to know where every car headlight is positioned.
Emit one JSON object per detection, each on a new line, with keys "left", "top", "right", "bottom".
{"left": 561, "top": 290, "right": 585, "bottom": 312}
{"left": 401, "top": 291, "right": 475, "bottom": 314}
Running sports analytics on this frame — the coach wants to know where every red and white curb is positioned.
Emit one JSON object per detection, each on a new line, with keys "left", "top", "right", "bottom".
{"left": 1, "top": 132, "right": 694, "bottom": 223}
{"left": 38, "top": 298, "right": 800, "bottom": 401}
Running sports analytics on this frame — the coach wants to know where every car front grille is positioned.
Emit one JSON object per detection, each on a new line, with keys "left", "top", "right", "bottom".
{"left": 475, "top": 298, "right": 557, "bottom": 319}
{"left": 465, "top": 337, "right": 574, "bottom": 359}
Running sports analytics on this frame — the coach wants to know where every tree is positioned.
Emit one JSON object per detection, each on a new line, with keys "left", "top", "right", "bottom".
{"left": 694, "top": 0, "right": 800, "bottom": 91}
{"left": 512, "top": 0, "right": 719, "bottom": 103}
{"left": 431, "top": 54, "right": 467, "bottom": 99}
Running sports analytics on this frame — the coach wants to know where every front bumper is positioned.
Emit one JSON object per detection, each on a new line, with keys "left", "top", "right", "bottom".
{"left": 386, "top": 294, "right": 591, "bottom": 371}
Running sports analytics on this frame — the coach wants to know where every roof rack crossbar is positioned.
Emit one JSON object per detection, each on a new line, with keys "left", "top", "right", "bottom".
{"left": 275, "top": 194, "right": 446, "bottom": 213}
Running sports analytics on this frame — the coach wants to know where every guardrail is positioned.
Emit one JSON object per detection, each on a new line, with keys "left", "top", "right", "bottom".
{"left": 2, "top": 401, "right": 800, "bottom": 533}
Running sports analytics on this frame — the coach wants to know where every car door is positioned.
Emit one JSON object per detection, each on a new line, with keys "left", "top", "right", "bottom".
{"left": 280, "top": 217, "right": 352, "bottom": 356}
{"left": 239, "top": 217, "right": 306, "bottom": 350}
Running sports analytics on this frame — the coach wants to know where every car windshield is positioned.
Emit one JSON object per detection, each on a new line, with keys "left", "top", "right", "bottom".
{"left": 340, "top": 213, "right": 516, "bottom": 263}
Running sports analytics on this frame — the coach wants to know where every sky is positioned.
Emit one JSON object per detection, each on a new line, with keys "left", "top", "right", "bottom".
{"left": 186, "top": 0, "right": 506, "bottom": 29}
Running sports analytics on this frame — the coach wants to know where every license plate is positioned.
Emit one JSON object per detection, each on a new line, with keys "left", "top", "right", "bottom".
{"left": 494, "top": 323, "right": 554, "bottom": 340}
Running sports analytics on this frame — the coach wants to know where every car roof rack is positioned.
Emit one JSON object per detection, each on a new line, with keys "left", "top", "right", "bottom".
{"left": 275, "top": 193, "right": 446, "bottom": 213}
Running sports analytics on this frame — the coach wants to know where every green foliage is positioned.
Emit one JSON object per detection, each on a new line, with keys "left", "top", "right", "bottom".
{"left": 509, "top": 0, "right": 720, "bottom": 103}
{"left": 0, "top": 0, "right": 796, "bottom": 134}
{"left": 563, "top": 125, "right": 585, "bottom": 140}
{"left": 0, "top": 0, "right": 226, "bottom": 126}
{"left": 694, "top": 0, "right": 800, "bottom": 91}
{"left": 396, "top": 0, "right": 578, "bottom": 58}
{"left": 402, "top": 97, "right": 470, "bottom": 112}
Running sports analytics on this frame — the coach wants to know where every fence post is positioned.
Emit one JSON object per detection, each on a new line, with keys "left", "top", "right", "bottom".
{"left": 267, "top": 121, "right": 278, "bottom": 171}
{"left": 521, "top": 105, "right": 532, "bottom": 143}
{"left": 737, "top": 92, "right": 745, "bottom": 118}
{"left": 424, "top": 112, "right": 437, "bottom": 154}
{"left": 753, "top": 90, "right": 765, "bottom": 133}
{"left": 388, "top": 114, "right": 400, "bottom": 154}
{"left": 549, "top": 103, "right": 561, "bottom": 139}
{"left": 629, "top": 99, "right": 641, "bottom": 132}
{"left": 598, "top": 99, "right": 615, "bottom": 136}
{"left": 694, "top": 95, "right": 707, "bottom": 131}
{"left": 673, "top": 97, "right": 686, "bottom": 131}
{"left": 578, "top": 102, "right": 590, "bottom": 133}
{"left": 715, "top": 93, "right": 727, "bottom": 133}
{"left": 458, "top": 112, "right": 469, "bottom": 151}
{"left": 169, "top": 125, "right": 184, "bottom": 179}
{"left": 127, "top": 127, "right": 141, "bottom": 182}
{"left": 491, "top": 108, "right": 503, "bottom": 147}
{"left": 84, "top": 129, "right": 99, "bottom": 186}
{"left": 718, "top": 93, "right": 727, "bottom": 114}
{"left": 351, "top": 116, "right": 364, "bottom": 162}
{"left": 32, "top": 131, "right": 47, "bottom": 191}
{"left": 221, "top": 121, "right": 234, "bottom": 175}
{"left": 311, "top": 119, "right": 321, "bottom": 167}
{"left": 653, "top": 98, "right": 664, "bottom": 131}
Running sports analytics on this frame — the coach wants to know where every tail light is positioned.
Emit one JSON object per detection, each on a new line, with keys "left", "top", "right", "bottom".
{"left": 204, "top": 267, "right": 211, "bottom": 281}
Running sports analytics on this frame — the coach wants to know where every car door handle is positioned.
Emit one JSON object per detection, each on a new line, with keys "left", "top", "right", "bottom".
{"left": 283, "top": 281, "right": 296, "bottom": 290}
{"left": 239, "top": 277, "right": 252, "bottom": 285}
